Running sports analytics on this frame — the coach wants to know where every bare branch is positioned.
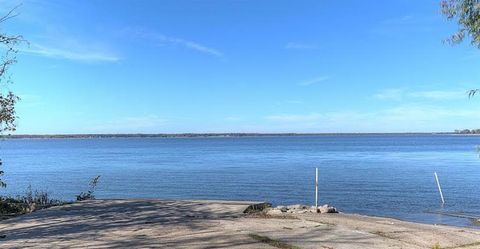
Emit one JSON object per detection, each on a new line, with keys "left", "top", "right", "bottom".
{"left": 0, "top": 4, "right": 22, "bottom": 23}
{"left": 468, "top": 89, "right": 479, "bottom": 98}
{"left": 0, "top": 5, "right": 23, "bottom": 134}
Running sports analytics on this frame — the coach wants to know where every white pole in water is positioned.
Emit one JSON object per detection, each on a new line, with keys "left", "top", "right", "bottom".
{"left": 315, "top": 167, "right": 319, "bottom": 210}
{"left": 434, "top": 172, "right": 445, "bottom": 204}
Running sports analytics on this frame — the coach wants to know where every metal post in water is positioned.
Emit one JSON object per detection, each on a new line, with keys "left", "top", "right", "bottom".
{"left": 315, "top": 167, "right": 319, "bottom": 210}
{"left": 434, "top": 172, "right": 445, "bottom": 204}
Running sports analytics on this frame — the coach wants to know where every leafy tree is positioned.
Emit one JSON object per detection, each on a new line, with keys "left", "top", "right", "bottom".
{"left": 441, "top": 0, "right": 480, "bottom": 47}
{"left": 0, "top": 6, "right": 23, "bottom": 188}
{"left": 441, "top": 0, "right": 480, "bottom": 97}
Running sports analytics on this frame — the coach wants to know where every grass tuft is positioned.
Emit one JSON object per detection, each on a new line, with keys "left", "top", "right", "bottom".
{"left": 0, "top": 186, "right": 66, "bottom": 218}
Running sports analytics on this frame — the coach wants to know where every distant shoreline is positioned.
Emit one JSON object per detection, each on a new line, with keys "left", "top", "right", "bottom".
{"left": 0, "top": 132, "right": 473, "bottom": 139}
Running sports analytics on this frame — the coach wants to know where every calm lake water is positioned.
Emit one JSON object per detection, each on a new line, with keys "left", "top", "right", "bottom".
{"left": 1, "top": 135, "right": 480, "bottom": 227}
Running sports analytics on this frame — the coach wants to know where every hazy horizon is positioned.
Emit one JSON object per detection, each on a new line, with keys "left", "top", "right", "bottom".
{"left": 3, "top": 131, "right": 471, "bottom": 136}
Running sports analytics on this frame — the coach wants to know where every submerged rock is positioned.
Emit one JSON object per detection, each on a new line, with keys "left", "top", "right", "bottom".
{"left": 472, "top": 218, "right": 480, "bottom": 225}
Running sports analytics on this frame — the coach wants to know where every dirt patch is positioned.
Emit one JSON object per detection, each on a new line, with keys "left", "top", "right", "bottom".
{"left": 248, "top": 233, "right": 301, "bottom": 249}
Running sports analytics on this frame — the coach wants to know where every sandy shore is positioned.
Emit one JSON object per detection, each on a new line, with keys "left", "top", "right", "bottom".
{"left": 0, "top": 199, "right": 479, "bottom": 248}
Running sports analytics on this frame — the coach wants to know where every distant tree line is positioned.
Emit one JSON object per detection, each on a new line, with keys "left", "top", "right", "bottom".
{"left": 454, "top": 129, "right": 480, "bottom": 134}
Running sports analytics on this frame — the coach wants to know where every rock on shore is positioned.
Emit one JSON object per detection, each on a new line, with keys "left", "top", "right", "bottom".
{"left": 266, "top": 204, "right": 338, "bottom": 215}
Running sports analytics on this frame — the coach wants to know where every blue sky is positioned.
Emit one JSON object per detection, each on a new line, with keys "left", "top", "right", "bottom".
{"left": 2, "top": 0, "right": 480, "bottom": 134}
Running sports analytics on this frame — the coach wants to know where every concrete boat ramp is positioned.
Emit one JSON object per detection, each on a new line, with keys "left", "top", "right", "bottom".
{"left": 0, "top": 199, "right": 479, "bottom": 248}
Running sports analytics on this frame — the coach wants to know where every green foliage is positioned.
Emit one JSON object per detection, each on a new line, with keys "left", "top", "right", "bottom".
{"left": 0, "top": 160, "right": 6, "bottom": 188}
{"left": 441, "top": 1, "right": 480, "bottom": 96}
{"left": 441, "top": 0, "right": 480, "bottom": 47}
{"left": 0, "top": 6, "right": 23, "bottom": 189}
{"left": 0, "top": 186, "right": 64, "bottom": 215}
{"left": 19, "top": 185, "right": 63, "bottom": 206}
{"left": 0, "top": 92, "right": 19, "bottom": 134}
{"left": 0, "top": 6, "right": 22, "bottom": 133}
{"left": 76, "top": 176, "right": 101, "bottom": 201}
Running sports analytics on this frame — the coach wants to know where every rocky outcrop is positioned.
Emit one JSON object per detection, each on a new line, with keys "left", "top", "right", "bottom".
{"left": 265, "top": 204, "right": 338, "bottom": 215}
{"left": 319, "top": 204, "right": 337, "bottom": 214}
{"left": 243, "top": 202, "right": 272, "bottom": 214}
